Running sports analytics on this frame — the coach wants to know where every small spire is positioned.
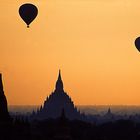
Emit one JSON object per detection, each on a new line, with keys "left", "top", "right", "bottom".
{"left": 107, "top": 108, "right": 111, "bottom": 114}
{"left": 55, "top": 70, "right": 64, "bottom": 92}
{"left": 58, "top": 69, "right": 62, "bottom": 80}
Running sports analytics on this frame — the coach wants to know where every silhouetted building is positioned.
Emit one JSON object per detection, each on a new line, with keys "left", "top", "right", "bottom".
{"left": 0, "top": 74, "right": 10, "bottom": 121}
{"left": 106, "top": 108, "right": 112, "bottom": 115}
{"left": 101, "top": 108, "right": 114, "bottom": 122}
{"left": 32, "top": 70, "right": 84, "bottom": 120}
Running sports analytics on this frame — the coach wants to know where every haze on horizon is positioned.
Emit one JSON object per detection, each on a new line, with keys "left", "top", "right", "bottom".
{"left": 1, "top": 0, "right": 140, "bottom": 105}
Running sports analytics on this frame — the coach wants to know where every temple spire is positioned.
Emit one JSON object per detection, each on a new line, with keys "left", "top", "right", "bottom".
{"left": 58, "top": 70, "right": 62, "bottom": 81}
{"left": 55, "top": 70, "right": 64, "bottom": 92}
{"left": 0, "top": 74, "right": 4, "bottom": 94}
{"left": 107, "top": 107, "right": 112, "bottom": 115}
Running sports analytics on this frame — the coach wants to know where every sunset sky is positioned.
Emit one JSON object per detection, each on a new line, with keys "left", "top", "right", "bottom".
{"left": 1, "top": 0, "right": 140, "bottom": 105}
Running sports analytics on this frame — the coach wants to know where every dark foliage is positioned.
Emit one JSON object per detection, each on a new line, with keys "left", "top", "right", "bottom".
{"left": 1, "top": 118, "right": 140, "bottom": 140}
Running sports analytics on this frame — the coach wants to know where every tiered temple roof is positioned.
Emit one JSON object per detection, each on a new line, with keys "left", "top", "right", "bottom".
{"left": 32, "top": 71, "right": 84, "bottom": 120}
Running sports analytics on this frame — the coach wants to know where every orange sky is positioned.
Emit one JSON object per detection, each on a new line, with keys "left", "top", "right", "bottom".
{"left": 1, "top": 0, "right": 140, "bottom": 105}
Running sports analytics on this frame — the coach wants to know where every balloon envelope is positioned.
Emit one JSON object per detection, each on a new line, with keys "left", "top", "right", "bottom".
{"left": 135, "top": 37, "right": 140, "bottom": 52}
{"left": 19, "top": 3, "right": 38, "bottom": 28}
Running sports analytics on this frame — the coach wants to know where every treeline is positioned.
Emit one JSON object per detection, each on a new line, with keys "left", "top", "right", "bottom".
{"left": 1, "top": 118, "right": 140, "bottom": 140}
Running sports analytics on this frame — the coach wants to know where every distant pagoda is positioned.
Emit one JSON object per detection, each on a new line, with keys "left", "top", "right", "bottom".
{"left": 32, "top": 70, "right": 84, "bottom": 120}
{"left": 0, "top": 74, "right": 10, "bottom": 122}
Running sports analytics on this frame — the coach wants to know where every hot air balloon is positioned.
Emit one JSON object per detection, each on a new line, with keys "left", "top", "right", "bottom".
{"left": 135, "top": 37, "right": 140, "bottom": 52}
{"left": 19, "top": 3, "right": 38, "bottom": 28}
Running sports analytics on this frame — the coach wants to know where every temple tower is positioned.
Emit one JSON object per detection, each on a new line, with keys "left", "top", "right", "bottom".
{"left": 0, "top": 74, "right": 10, "bottom": 121}
{"left": 55, "top": 70, "right": 64, "bottom": 92}
{"left": 32, "top": 70, "right": 85, "bottom": 120}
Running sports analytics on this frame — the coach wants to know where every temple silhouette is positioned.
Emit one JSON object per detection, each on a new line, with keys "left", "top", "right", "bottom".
{"left": 0, "top": 74, "right": 10, "bottom": 122}
{"left": 31, "top": 70, "right": 84, "bottom": 120}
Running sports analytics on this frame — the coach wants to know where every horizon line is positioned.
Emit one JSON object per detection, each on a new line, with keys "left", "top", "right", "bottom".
{"left": 8, "top": 104, "right": 140, "bottom": 106}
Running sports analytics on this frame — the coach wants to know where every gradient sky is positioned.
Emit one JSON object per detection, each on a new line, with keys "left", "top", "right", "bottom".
{"left": 1, "top": 0, "right": 140, "bottom": 105}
